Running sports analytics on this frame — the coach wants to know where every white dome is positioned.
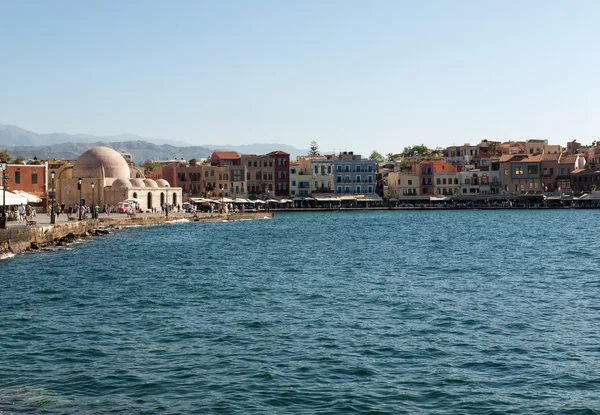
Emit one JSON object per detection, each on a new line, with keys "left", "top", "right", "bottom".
{"left": 73, "top": 147, "right": 131, "bottom": 179}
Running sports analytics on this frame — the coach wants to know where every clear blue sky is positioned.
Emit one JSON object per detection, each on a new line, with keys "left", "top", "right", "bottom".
{"left": 1, "top": 0, "right": 598, "bottom": 156}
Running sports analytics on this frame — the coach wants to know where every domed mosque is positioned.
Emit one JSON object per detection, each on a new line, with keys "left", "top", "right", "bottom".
{"left": 55, "top": 146, "right": 182, "bottom": 212}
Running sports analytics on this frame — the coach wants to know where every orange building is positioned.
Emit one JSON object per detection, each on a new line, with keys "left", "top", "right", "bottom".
{"left": 412, "top": 160, "right": 456, "bottom": 195}
{"left": 4, "top": 164, "right": 48, "bottom": 198}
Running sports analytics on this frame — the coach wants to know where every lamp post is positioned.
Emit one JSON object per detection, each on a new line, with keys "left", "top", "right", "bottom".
{"left": 0, "top": 161, "right": 6, "bottom": 229}
{"left": 91, "top": 182, "right": 95, "bottom": 219}
{"left": 165, "top": 186, "right": 169, "bottom": 218}
{"left": 78, "top": 178, "right": 83, "bottom": 220}
{"left": 50, "top": 170, "right": 56, "bottom": 224}
{"left": 220, "top": 184, "right": 224, "bottom": 213}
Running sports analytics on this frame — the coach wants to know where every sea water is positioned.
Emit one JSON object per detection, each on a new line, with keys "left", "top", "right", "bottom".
{"left": 1, "top": 210, "right": 599, "bottom": 414}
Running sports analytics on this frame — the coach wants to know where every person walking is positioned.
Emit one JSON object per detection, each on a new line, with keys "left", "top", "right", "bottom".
{"left": 18, "top": 204, "right": 26, "bottom": 222}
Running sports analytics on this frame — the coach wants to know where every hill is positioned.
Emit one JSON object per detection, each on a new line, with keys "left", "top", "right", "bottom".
{"left": 0, "top": 124, "right": 309, "bottom": 163}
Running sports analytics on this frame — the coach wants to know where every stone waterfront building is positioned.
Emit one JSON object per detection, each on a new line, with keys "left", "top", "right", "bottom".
{"left": 54, "top": 146, "right": 181, "bottom": 211}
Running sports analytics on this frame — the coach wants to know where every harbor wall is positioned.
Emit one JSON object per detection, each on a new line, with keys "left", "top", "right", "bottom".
{"left": 0, "top": 212, "right": 274, "bottom": 254}
{"left": 0, "top": 220, "right": 99, "bottom": 254}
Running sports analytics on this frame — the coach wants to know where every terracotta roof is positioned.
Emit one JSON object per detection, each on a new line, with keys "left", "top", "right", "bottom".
{"left": 559, "top": 155, "right": 577, "bottom": 164}
{"left": 499, "top": 154, "right": 514, "bottom": 162}
{"left": 540, "top": 154, "right": 560, "bottom": 161}
{"left": 268, "top": 150, "right": 290, "bottom": 156}
{"left": 211, "top": 151, "right": 240, "bottom": 159}
{"left": 525, "top": 155, "right": 542, "bottom": 162}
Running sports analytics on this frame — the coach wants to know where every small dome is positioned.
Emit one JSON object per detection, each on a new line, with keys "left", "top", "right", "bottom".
{"left": 72, "top": 147, "right": 131, "bottom": 179}
{"left": 156, "top": 179, "right": 170, "bottom": 188}
{"left": 130, "top": 178, "right": 146, "bottom": 188}
{"left": 143, "top": 179, "right": 158, "bottom": 188}
{"left": 111, "top": 178, "right": 131, "bottom": 188}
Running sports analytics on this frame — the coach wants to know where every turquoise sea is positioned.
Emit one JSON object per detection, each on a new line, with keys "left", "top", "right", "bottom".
{"left": 1, "top": 210, "right": 599, "bottom": 414}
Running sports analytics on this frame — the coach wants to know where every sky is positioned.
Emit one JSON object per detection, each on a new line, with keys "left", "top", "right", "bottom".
{"left": 1, "top": 0, "right": 599, "bottom": 156}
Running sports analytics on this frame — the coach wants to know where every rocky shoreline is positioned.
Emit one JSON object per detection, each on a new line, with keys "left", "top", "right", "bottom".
{"left": 0, "top": 212, "right": 274, "bottom": 257}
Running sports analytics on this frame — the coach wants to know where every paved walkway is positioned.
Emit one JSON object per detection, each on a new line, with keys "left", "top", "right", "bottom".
{"left": 1, "top": 211, "right": 203, "bottom": 228}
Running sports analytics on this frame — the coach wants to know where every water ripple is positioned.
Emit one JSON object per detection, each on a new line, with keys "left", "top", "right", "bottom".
{"left": 1, "top": 210, "right": 600, "bottom": 414}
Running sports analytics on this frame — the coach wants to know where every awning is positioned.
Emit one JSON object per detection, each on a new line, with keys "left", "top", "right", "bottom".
{"left": 339, "top": 195, "right": 357, "bottom": 201}
{"left": 0, "top": 189, "right": 29, "bottom": 206}
{"left": 13, "top": 190, "right": 43, "bottom": 203}
{"left": 356, "top": 195, "right": 383, "bottom": 202}
{"left": 233, "top": 198, "right": 251, "bottom": 203}
{"left": 314, "top": 196, "right": 341, "bottom": 202}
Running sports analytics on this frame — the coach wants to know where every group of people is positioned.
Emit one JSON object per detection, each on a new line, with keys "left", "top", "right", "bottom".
{"left": 13, "top": 203, "right": 36, "bottom": 222}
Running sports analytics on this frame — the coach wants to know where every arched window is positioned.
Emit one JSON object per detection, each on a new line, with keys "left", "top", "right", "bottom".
{"left": 147, "top": 192, "right": 153, "bottom": 209}
{"left": 172, "top": 192, "right": 177, "bottom": 206}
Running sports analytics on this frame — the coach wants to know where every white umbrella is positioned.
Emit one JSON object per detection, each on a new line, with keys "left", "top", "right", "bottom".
{"left": 13, "top": 190, "right": 42, "bottom": 203}
{"left": 0, "top": 189, "right": 29, "bottom": 206}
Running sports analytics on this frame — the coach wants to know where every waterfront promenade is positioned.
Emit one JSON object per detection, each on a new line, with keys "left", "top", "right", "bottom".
{"left": 0, "top": 210, "right": 241, "bottom": 229}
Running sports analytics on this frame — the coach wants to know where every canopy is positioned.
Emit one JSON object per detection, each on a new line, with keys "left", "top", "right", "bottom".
{"left": 124, "top": 198, "right": 143, "bottom": 203}
{"left": 13, "top": 190, "right": 42, "bottom": 203}
{"left": 0, "top": 189, "right": 29, "bottom": 206}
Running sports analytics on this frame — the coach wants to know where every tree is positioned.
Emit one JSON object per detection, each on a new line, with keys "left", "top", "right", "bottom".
{"left": 0, "top": 149, "right": 11, "bottom": 163}
{"left": 369, "top": 150, "right": 384, "bottom": 163}
{"left": 143, "top": 160, "right": 162, "bottom": 173}
{"left": 401, "top": 145, "right": 429, "bottom": 157}
{"left": 13, "top": 156, "right": 25, "bottom": 164}
{"left": 308, "top": 141, "right": 320, "bottom": 156}
{"left": 386, "top": 153, "right": 402, "bottom": 162}
{"left": 189, "top": 158, "right": 197, "bottom": 166}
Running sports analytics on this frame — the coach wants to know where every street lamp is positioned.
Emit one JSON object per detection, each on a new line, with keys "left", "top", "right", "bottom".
{"left": 50, "top": 170, "right": 56, "bottom": 224}
{"left": 78, "top": 177, "right": 83, "bottom": 220}
{"left": 0, "top": 161, "right": 7, "bottom": 229}
{"left": 165, "top": 186, "right": 169, "bottom": 218}
{"left": 220, "top": 184, "right": 224, "bottom": 213}
{"left": 91, "top": 182, "right": 95, "bottom": 219}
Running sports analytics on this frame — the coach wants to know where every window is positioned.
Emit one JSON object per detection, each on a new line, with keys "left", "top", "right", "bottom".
{"left": 32, "top": 173, "right": 38, "bottom": 184}
{"left": 505, "top": 169, "right": 509, "bottom": 175}
{"left": 292, "top": 180, "right": 296, "bottom": 186}
{"left": 515, "top": 167, "right": 524, "bottom": 175}
{"left": 550, "top": 168, "right": 554, "bottom": 175}
{"left": 356, "top": 175, "right": 361, "bottom": 183}
{"left": 442, "top": 178, "right": 446, "bottom": 185}
{"left": 436, "top": 178, "right": 441, "bottom": 185}
{"left": 15, "top": 171, "right": 20, "bottom": 184}
{"left": 527, "top": 165, "right": 538, "bottom": 175}
{"left": 454, "top": 178, "right": 459, "bottom": 185}
{"left": 327, "top": 166, "right": 331, "bottom": 174}
{"left": 465, "top": 178, "right": 471, "bottom": 185}
{"left": 291, "top": 168, "right": 296, "bottom": 174}
{"left": 314, "top": 166, "right": 319, "bottom": 174}
{"left": 337, "top": 186, "right": 342, "bottom": 193}
{"left": 356, "top": 186, "right": 361, "bottom": 193}
{"left": 368, "top": 186, "right": 373, "bottom": 193}
{"left": 408, "top": 180, "right": 412, "bottom": 185}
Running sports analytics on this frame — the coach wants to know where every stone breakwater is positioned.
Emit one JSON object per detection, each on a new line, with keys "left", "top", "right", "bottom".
{"left": 0, "top": 212, "right": 274, "bottom": 255}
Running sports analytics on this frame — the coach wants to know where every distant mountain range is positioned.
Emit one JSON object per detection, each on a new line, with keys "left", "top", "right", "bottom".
{"left": 0, "top": 124, "right": 308, "bottom": 163}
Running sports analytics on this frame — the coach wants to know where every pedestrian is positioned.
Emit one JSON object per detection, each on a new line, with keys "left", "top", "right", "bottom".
{"left": 19, "top": 204, "right": 26, "bottom": 222}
